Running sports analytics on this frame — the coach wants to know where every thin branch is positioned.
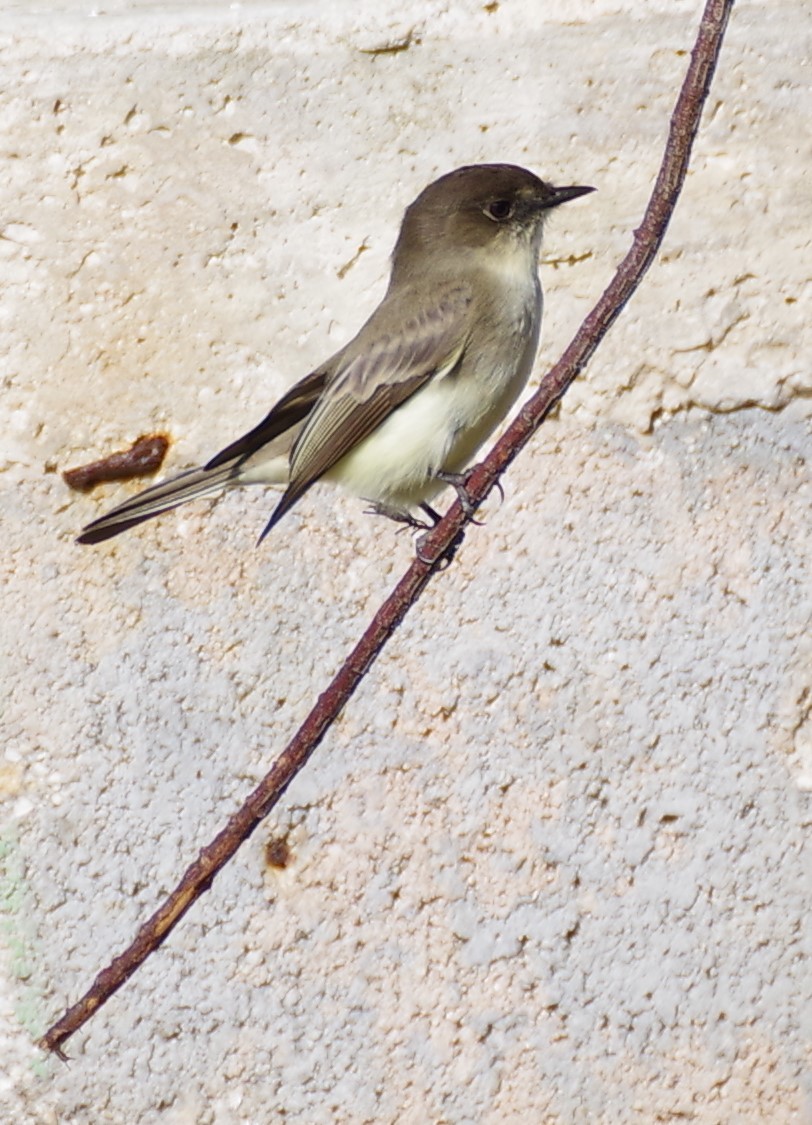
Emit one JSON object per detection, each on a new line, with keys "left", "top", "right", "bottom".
{"left": 40, "top": 0, "right": 735, "bottom": 1060}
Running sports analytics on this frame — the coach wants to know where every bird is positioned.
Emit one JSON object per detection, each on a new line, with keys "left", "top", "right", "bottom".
{"left": 76, "top": 163, "right": 593, "bottom": 546}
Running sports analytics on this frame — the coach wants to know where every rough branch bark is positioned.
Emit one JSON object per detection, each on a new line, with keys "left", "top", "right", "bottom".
{"left": 40, "top": 0, "right": 736, "bottom": 1059}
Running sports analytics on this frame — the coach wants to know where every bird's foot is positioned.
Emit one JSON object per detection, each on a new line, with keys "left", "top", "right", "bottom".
{"left": 364, "top": 502, "right": 433, "bottom": 532}
{"left": 364, "top": 498, "right": 465, "bottom": 567}
{"left": 436, "top": 471, "right": 484, "bottom": 525}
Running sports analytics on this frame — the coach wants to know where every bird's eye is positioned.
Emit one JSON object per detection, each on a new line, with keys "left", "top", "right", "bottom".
{"left": 486, "top": 199, "right": 513, "bottom": 221}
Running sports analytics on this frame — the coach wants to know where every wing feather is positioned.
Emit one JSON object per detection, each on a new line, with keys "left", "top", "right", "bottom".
{"left": 205, "top": 368, "right": 328, "bottom": 470}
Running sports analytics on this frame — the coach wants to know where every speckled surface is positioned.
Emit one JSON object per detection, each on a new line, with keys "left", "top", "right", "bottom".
{"left": 1, "top": 1, "right": 809, "bottom": 1121}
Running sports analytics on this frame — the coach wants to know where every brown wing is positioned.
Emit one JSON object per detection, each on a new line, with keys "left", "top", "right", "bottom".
{"left": 261, "top": 285, "right": 473, "bottom": 536}
{"left": 205, "top": 368, "right": 328, "bottom": 470}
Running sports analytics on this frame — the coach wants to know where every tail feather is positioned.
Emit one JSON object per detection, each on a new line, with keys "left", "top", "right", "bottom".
{"left": 76, "top": 462, "right": 237, "bottom": 545}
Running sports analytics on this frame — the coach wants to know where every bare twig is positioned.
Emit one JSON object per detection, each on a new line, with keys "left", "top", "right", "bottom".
{"left": 40, "top": 0, "right": 735, "bottom": 1059}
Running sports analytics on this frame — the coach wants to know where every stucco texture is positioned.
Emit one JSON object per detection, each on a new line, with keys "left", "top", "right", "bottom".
{"left": 1, "top": 1, "right": 809, "bottom": 1121}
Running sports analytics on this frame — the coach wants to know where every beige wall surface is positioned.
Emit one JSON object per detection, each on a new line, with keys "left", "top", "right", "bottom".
{"left": 1, "top": 1, "right": 809, "bottom": 1121}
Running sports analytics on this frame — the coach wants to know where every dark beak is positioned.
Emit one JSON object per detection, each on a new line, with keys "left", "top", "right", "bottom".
{"left": 542, "top": 184, "right": 596, "bottom": 209}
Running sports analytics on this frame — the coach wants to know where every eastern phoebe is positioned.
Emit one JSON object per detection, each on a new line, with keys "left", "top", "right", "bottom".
{"left": 77, "top": 164, "right": 593, "bottom": 545}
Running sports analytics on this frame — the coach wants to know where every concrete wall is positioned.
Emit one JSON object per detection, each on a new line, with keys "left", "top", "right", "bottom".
{"left": 1, "top": 1, "right": 809, "bottom": 1121}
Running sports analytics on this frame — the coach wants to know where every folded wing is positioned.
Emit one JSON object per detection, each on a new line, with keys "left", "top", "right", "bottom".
{"left": 261, "top": 284, "right": 473, "bottom": 537}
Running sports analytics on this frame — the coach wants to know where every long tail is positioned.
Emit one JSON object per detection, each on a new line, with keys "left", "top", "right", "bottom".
{"left": 76, "top": 462, "right": 238, "bottom": 544}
